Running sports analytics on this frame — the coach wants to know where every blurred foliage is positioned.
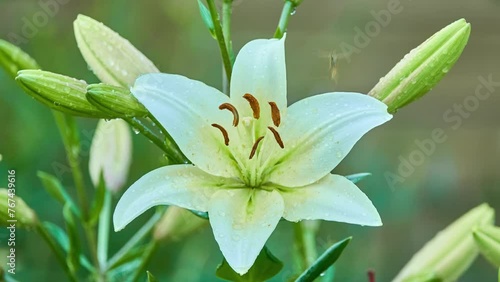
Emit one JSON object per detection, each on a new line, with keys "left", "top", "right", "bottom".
{"left": 0, "top": 0, "right": 499, "bottom": 281}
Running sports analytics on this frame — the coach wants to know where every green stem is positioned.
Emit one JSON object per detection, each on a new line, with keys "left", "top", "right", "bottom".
{"left": 294, "top": 221, "right": 319, "bottom": 271}
{"left": 130, "top": 241, "right": 159, "bottom": 282}
{"left": 84, "top": 224, "right": 100, "bottom": 276}
{"left": 53, "top": 112, "right": 100, "bottom": 274}
{"left": 97, "top": 190, "right": 112, "bottom": 271}
{"left": 36, "top": 224, "right": 78, "bottom": 282}
{"left": 147, "top": 114, "right": 189, "bottom": 164}
{"left": 274, "top": 1, "right": 296, "bottom": 38}
{"left": 206, "top": 0, "right": 233, "bottom": 84}
{"left": 106, "top": 209, "right": 163, "bottom": 270}
{"left": 125, "top": 117, "right": 170, "bottom": 155}
{"left": 52, "top": 112, "right": 89, "bottom": 218}
{"left": 221, "top": 0, "right": 234, "bottom": 95}
{"left": 222, "top": 0, "right": 235, "bottom": 63}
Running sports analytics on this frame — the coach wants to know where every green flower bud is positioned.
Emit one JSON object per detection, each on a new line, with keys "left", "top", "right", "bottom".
{"left": 369, "top": 19, "right": 471, "bottom": 113}
{"left": 0, "top": 39, "right": 40, "bottom": 78}
{"left": 74, "top": 14, "right": 159, "bottom": 87}
{"left": 89, "top": 119, "right": 132, "bottom": 192}
{"left": 473, "top": 225, "right": 500, "bottom": 267}
{"left": 16, "top": 70, "right": 112, "bottom": 118}
{"left": 394, "top": 203, "right": 494, "bottom": 282}
{"left": 0, "top": 188, "right": 38, "bottom": 228}
{"left": 153, "top": 207, "right": 208, "bottom": 242}
{"left": 86, "top": 83, "right": 148, "bottom": 118}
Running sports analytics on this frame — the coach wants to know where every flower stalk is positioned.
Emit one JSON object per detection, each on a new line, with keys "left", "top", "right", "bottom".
{"left": 206, "top": 0, "right": 233, "bottom": 87}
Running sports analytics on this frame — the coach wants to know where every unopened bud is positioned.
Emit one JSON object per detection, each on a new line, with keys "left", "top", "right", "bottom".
{"left": 16, "top": 70, "right": 112, "bottom": 118}
{"left": 86, "top": 83, "right": 148, "bottom": 118}
{"left": 394, "top": 203, "right": 494, "bottom": 282}
{"left": 89, "top": 119, "right": 132, "bottom": 192}
{"left": 473, "top": 225, "right": 500, "bottom": 267}
{"left": 153, "top": 206, "right": 208, "bottom": 242}
{"left": 0, "top": 188, "right": 38, "bottom": 228}
{"left": 0, "top": 39, "right": 39, "bottom": 78}
{"left": 74, "top": 14, "right": 159, "bottom": 87}
{"left": 369, "top": 19, "right": 471, "bottom": 113}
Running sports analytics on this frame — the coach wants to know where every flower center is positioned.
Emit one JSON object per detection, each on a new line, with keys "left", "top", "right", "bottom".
{"left": 210, "top": 93, "right": 285, "bottom": 187}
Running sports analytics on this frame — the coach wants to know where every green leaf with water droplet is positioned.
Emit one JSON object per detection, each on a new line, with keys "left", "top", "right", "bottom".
{"left": 216, "top": 246, "right": 283, "bottom": 281}
{"left": 473, "top": 225, "right": 500, "bottom": 267}
{"left": 295, "top": 237, "right": 351, "bottom": 282}
{"left": 87, "top": 83, "right": 148, "bottom": 118}
{"left": 197, "top": 0, "right": 217, "bottom": 39}
{"left": 15, "top": 70, "right": 112, "bottom": 118}
{"left": 345, "top": 172, "right": 371, "bottom": 184}
{"left": 369, "top": 19, "right": 471, "bottom": 113}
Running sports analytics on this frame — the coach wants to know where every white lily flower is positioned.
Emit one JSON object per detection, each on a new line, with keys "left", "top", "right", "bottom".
{"left": 113, "top": 36, "right": 392, "bottom": 275}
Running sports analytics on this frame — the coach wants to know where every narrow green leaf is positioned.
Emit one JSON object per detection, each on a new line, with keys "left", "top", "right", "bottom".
{"left": 197, "top": 0, "right": 217, "bottom": 39}
{"left": 37, "top": 171, "right": 80, "bottom": 217}
{"left": 295, "top": 237, "right": 352, "bottom": 282}
{"left": 216, "top": 246, "right": 283, "bottom": 282}
{"left": 107, "top": 247, "right": 144, "bottom": 271}
{"left": 43, "top": 222, "right": 93, "bottom": 272}
{"left": 345, "top": 173, "right": 372, "bottom": 184}
{"left": 63, "top": 203, "right": 81, "bottom": 273}
{"left": 147, "top": 271, "right": 159, "bottom": 282}
{"left": 88, "top": 174, "right": 106, "bottom": 225}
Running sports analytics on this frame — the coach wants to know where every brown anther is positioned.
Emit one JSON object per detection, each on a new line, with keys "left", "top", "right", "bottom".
{"left": 243, "top": 93, "right": 260, "bottom": 119}
{"left": 249, "top": 136, "right": 265, "bottom": 159}
{"left": 267, "top": 127, "right": 284, "bottom": 149}
{"left": 268, "top": 102, "right": 281, "bottom": 127}
{"left": 219, "top": 103, "right": 239, "bottom": 127}
{"left": 211, "top": 124, "right": 230, "bottom": 146}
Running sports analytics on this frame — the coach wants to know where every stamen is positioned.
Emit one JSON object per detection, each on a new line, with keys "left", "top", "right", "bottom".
{"left": 267, "top": 127, "right": 284, "bottom": 148}
{"left": 211, "top": 123, "right": 230, "bottom": 146}
{"left": 249, "top": 136, "right": 265, "bottom": 159}
{"left": 243, "top": 93, "right": 260, "bottom": 119}
{"left": 219, "top": 103, "right": 239, "bottom": 126}
{"left": 268, "top": 102, "right": 281, "bottom": 127}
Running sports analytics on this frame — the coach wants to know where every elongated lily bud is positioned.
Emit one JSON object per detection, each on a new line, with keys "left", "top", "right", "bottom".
{"left": 0, "top": 39, "right": 40, "bottom": 78}
{"left": 0, "top": 188, "right": 38, "bottom": 228}
{"left": 89, "top": 119, "right": 132, "bottom": 192}
{"left": 369, "top": 19, "right": 471, "bottom": 113}
{"left": 15, "top": 70, "right": 112, "bottom": 118}
{"left": 74, "top": 14, "right": 159, "bottom": 87}
{"left": 87, "top": 83, "right": 148, "bottom": 118}
{"left": 473, "top": 225, "right": 500, "bottom": 267}
{"left": 153, "top": 206, "right": 208, "bottom": 242}
{"left": 393, "top": 203, "right": 494, "bottom": 282}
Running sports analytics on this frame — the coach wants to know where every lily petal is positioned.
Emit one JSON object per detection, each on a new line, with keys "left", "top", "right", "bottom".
{"left": 132, "top": 73, "right": 241, "bottom": 178}
{"left": 280, "top": 174, "right": 382, "bottom": 226}
{"left": 230, "top": 36, "right": 287, "bottom": 132}
{"left": 113, "top": 164, "right": 225, "bottom": 231}
{"left": 209, "top": 189, "right": 284, "bottom": 275}
{"left": 266, "top": 93, "right": 391, "bottom": 187}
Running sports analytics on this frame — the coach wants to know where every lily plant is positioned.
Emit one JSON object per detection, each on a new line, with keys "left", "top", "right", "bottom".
{"left": 113, "top": 36, "right": 392, "bottom": 274}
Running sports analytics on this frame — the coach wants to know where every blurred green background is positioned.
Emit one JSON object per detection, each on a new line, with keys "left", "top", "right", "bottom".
{"left": 1, "top": 0, "right": 500, "bottom": 281}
